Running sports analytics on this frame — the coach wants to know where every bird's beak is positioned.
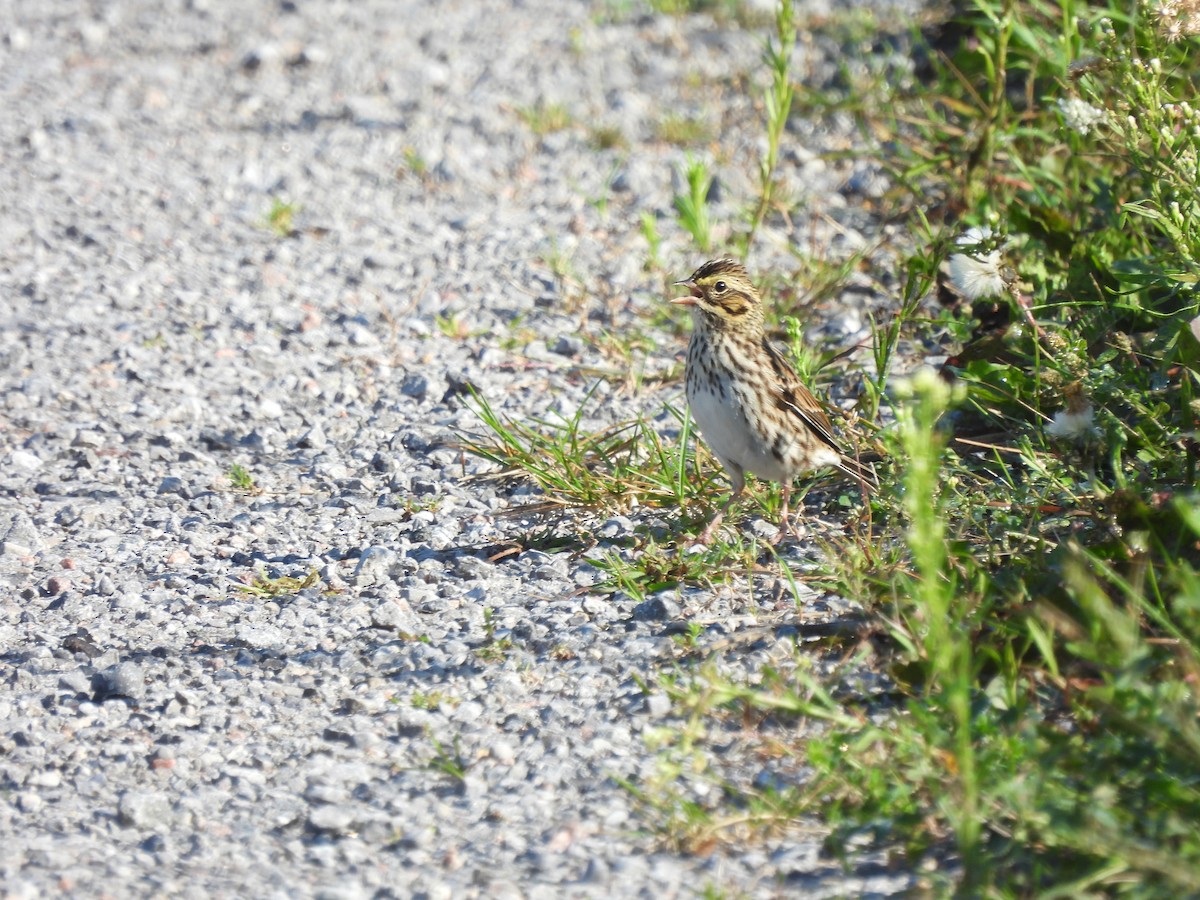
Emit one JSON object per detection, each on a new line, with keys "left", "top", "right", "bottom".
{"left": 670, "top": 279, "right": 701, "bottom": 306}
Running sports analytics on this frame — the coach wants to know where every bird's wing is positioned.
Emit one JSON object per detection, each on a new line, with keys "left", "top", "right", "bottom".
{"left": 762, "top": 337, "right": 842, "bottom": 455}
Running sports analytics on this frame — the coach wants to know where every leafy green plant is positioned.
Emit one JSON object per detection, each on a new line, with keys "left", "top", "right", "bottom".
{"left": 237, "top": 569, "right": 321, "bottom": 598}
{"left": 593, "top": 534, "right": 760, "bottom": 600}
{"left": 744, "top": 0, "right": 797, "bottom": 251}
{"left": 226, "top": 463, "right": 258, "bottom": 493}
{"left": 263, "top": 197, "right": 298, "bottom": 236}
{"left": 477, "top": 607, "right": 514, "bottom": 663}
{"left": 435, "top": 311, "right": 471, "bottom": 340}
{"left": 641, "top": 211, "right": 664, "bottom": 270}
{"left": 674, "top": 155, "right": 714, "bottom": 253}
{"left": 461, "top": 387, "right": 720, "bottom": 520}
{"left": 398, "top": 146, "right": 428, "bottom": 179}
{"left": 589, "top": 124, "right": 628, "bottom": 150}
{"left": 426, "top": 734, "right": 468, "bottom": 783}
{"left": 588, "top": 159, "right": 624, "bottom": 217}
{"left": 410, "top": 691, "right": 455, "bottom": 710}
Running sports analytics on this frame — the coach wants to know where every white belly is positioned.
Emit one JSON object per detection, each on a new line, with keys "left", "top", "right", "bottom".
{"left": 688, "top": 380, "right": 796, "bottom": 482}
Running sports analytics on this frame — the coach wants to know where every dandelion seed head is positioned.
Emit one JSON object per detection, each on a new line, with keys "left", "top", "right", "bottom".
{"left": 1047, "top": 384, "right": 1100, "bottom": 444}
{"left": 947, "top": 226, "right": 1009, "bottom": 300}
{"left": 1046, "top": 406, "right": 1099, "bottom": 443}
{"left": 1155, "top": 0, "right": 1180, "bottom": 18}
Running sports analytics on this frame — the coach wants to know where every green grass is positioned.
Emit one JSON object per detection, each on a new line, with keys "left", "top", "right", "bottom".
{"left": 262, "top": 197, "right": 298, "bottom": 237}
{"left": 462, "top": 0, "right": 1200, "bottom": 892}
{"left": 226, "top": 463, "right": 258, "bottom": 493}
{"left": 656, "top": 113, "right": 712, "bottom": 147}
{"left": 674, "top": 154, "right": 715, "bottom": 253}
{"left": 237, "top": 568, "right": 321, "bottom": 598}
{"left": 476, "top": 607, "right": 515, "bottom": 663}
{"left": 460, "top": 387, "right": 720, "bottom": 523}
{"left": 517, "top": 101, "right": 573, "bottom": 136}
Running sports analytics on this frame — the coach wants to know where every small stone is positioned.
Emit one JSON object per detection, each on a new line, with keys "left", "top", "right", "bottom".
{"left": 411, "top": 479, "right": 438, "bottom": 497}
{"left": 259, "top": 398, "right": 285, "bottom": 418}
{"left": 400, "top": 373, "right": 428, "bottom": 398}
{"left": 97, "top": 662, "right": 145, "bottom": 701}
{"left": 118, "top": 791, "right": 173, "bottom": 829}
{"left": 369, "top": 597, "right": 416, "bottom": 631}
{"left": 158, "top": 476, "right": 189, "bottom": 497}
{"left": 10, "top": 450, "right": 42, "bottom": 471}
{"left": 308, "top": 804, "right": 358, "bottom": 833}
{"left": 58, "top": 669, "right": 93, "bottom": 694}
{"left": 353, "top": 546, "right": 396, "bottom": 585}
{"left": 633, "top": 595, "right": 681, "bottom": 621}
{"left": 644, "top": 693, "right": 672, "bottom": 717}
{"left": 452, "top": 556, "right": 492, "bottom": 579}
{"left": 1, "top": 514, "right": 41, "bottom": 556}
{"left": 296, "top": 424, "right": 327, "bottom": 450}
{"left": 580, "top": 858, "right": 610, "bottom": 884}
{"left": 453, "top": 700, "right": 484, "bottom": 723}
{"left": 598, "top": 517, "right": 634, "bottom": 539}
{"left": 15, "top": 792, "right": 44, "bottom": 813}
{"left": 550, "top": 336, "right": 584, "bottom": 357}
{"left": 28, "top": 769, "right": 61, "bottom": 788}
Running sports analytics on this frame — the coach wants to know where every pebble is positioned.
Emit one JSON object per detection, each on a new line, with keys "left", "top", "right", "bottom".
{"left": 633, "top": 595, "right": 682, "bottom": 622}
{"left": 97, "top": 662, "right": 146, "bottom": 701}
{"left": 118, "top": 791, "right": 174, "bottom": 829}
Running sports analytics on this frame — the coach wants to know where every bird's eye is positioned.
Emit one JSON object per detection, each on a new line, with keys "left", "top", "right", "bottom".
{"left": 714, "top": 281, "right": 726, "bottom": 292}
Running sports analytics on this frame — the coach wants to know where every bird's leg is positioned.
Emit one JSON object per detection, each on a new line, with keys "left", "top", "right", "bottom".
{"left": 698, "top": 488, "right": 739, "bottom": 544}
{"left": 853, "top": 472, "right": 874, "bottom": 531}
{"left": 771, "top": 482, "right": 797, "bottom": 545}
{"left": 698, "top": 468, "right": 744, "bottom": 544}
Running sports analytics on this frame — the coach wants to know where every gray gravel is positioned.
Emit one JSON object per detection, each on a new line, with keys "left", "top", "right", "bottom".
{"left": 1, "top": 0, "right": 918, "bottom": 896}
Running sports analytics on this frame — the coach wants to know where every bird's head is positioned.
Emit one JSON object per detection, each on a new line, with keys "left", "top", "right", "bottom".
{"left": 671, "top": 258, "right": 763, "bottom": 330}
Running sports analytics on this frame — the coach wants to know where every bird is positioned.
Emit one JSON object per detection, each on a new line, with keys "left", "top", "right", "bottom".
{"left": 671, "top": 258, "right": 873, "bottom": 543}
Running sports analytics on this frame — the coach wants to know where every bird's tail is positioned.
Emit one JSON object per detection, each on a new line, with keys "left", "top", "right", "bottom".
{"left": 837, "top": 453, "right": 879, "bottom": 493}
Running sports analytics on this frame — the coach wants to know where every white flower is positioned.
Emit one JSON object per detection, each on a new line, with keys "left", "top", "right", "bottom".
{"left": 1055, "top": 97, "right": 1106, "bottom": 135}
{"left": 1046, "top": 404, "right": 1099, "bottom": 443}
{"left": 947, "top": 226, "right": 1009, "bottom": 300}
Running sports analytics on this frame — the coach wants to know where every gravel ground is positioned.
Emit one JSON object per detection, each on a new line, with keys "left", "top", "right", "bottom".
{"left": 1, "top": 1, "right": 920, "bottom": 896}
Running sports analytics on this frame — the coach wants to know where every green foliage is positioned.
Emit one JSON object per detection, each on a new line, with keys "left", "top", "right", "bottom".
{"left": 398, "top": 146, "right": 428, "bottom": 179}
{"left": 477, "top": 607, "right": 515, "bottom": 663}
{"left": 656, "top": 113, "right": 711, "bottom": 146}
{"left": 589, "top": 124, "right": 628, "bottom": 150}
{"left": 461, "top": 387, "right": 723, "bottom": 520}
{"left": 743, "top": 0, "right": 797, "bottom": 251}
{"left": 263, "top": 197, "right": 298, "bottom": 237}
{"left": 226, "top": 463, "right": 257, "bottom": 493}
{"left": 518, "top": 101, "right": 573, "bottom": 136}
{"left": 237, "top": 568, "right": 320, "bottom": 598}
{"left": 733, "top": 0, "right": 1200, "bottom": 891}
{"left": 425, "top": 734, "right": 468, "bottom": 783}
{"left": 641, "top": 211, "right": 665, "bottom": 270}
{"left": 674, "top": 154, "right": 714, "bottom": 253}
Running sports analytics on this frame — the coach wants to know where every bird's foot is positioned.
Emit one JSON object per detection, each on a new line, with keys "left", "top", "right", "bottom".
{"left": 696, "top": 513, "right": 725, "bottom": 546}
{"left": 771, "top": 515, "right": 803, "bottom": 545}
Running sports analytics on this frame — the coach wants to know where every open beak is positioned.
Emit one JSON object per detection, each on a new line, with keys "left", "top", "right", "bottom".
{"left": 670, "top": 279, "right": 701, "bottom": 306}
